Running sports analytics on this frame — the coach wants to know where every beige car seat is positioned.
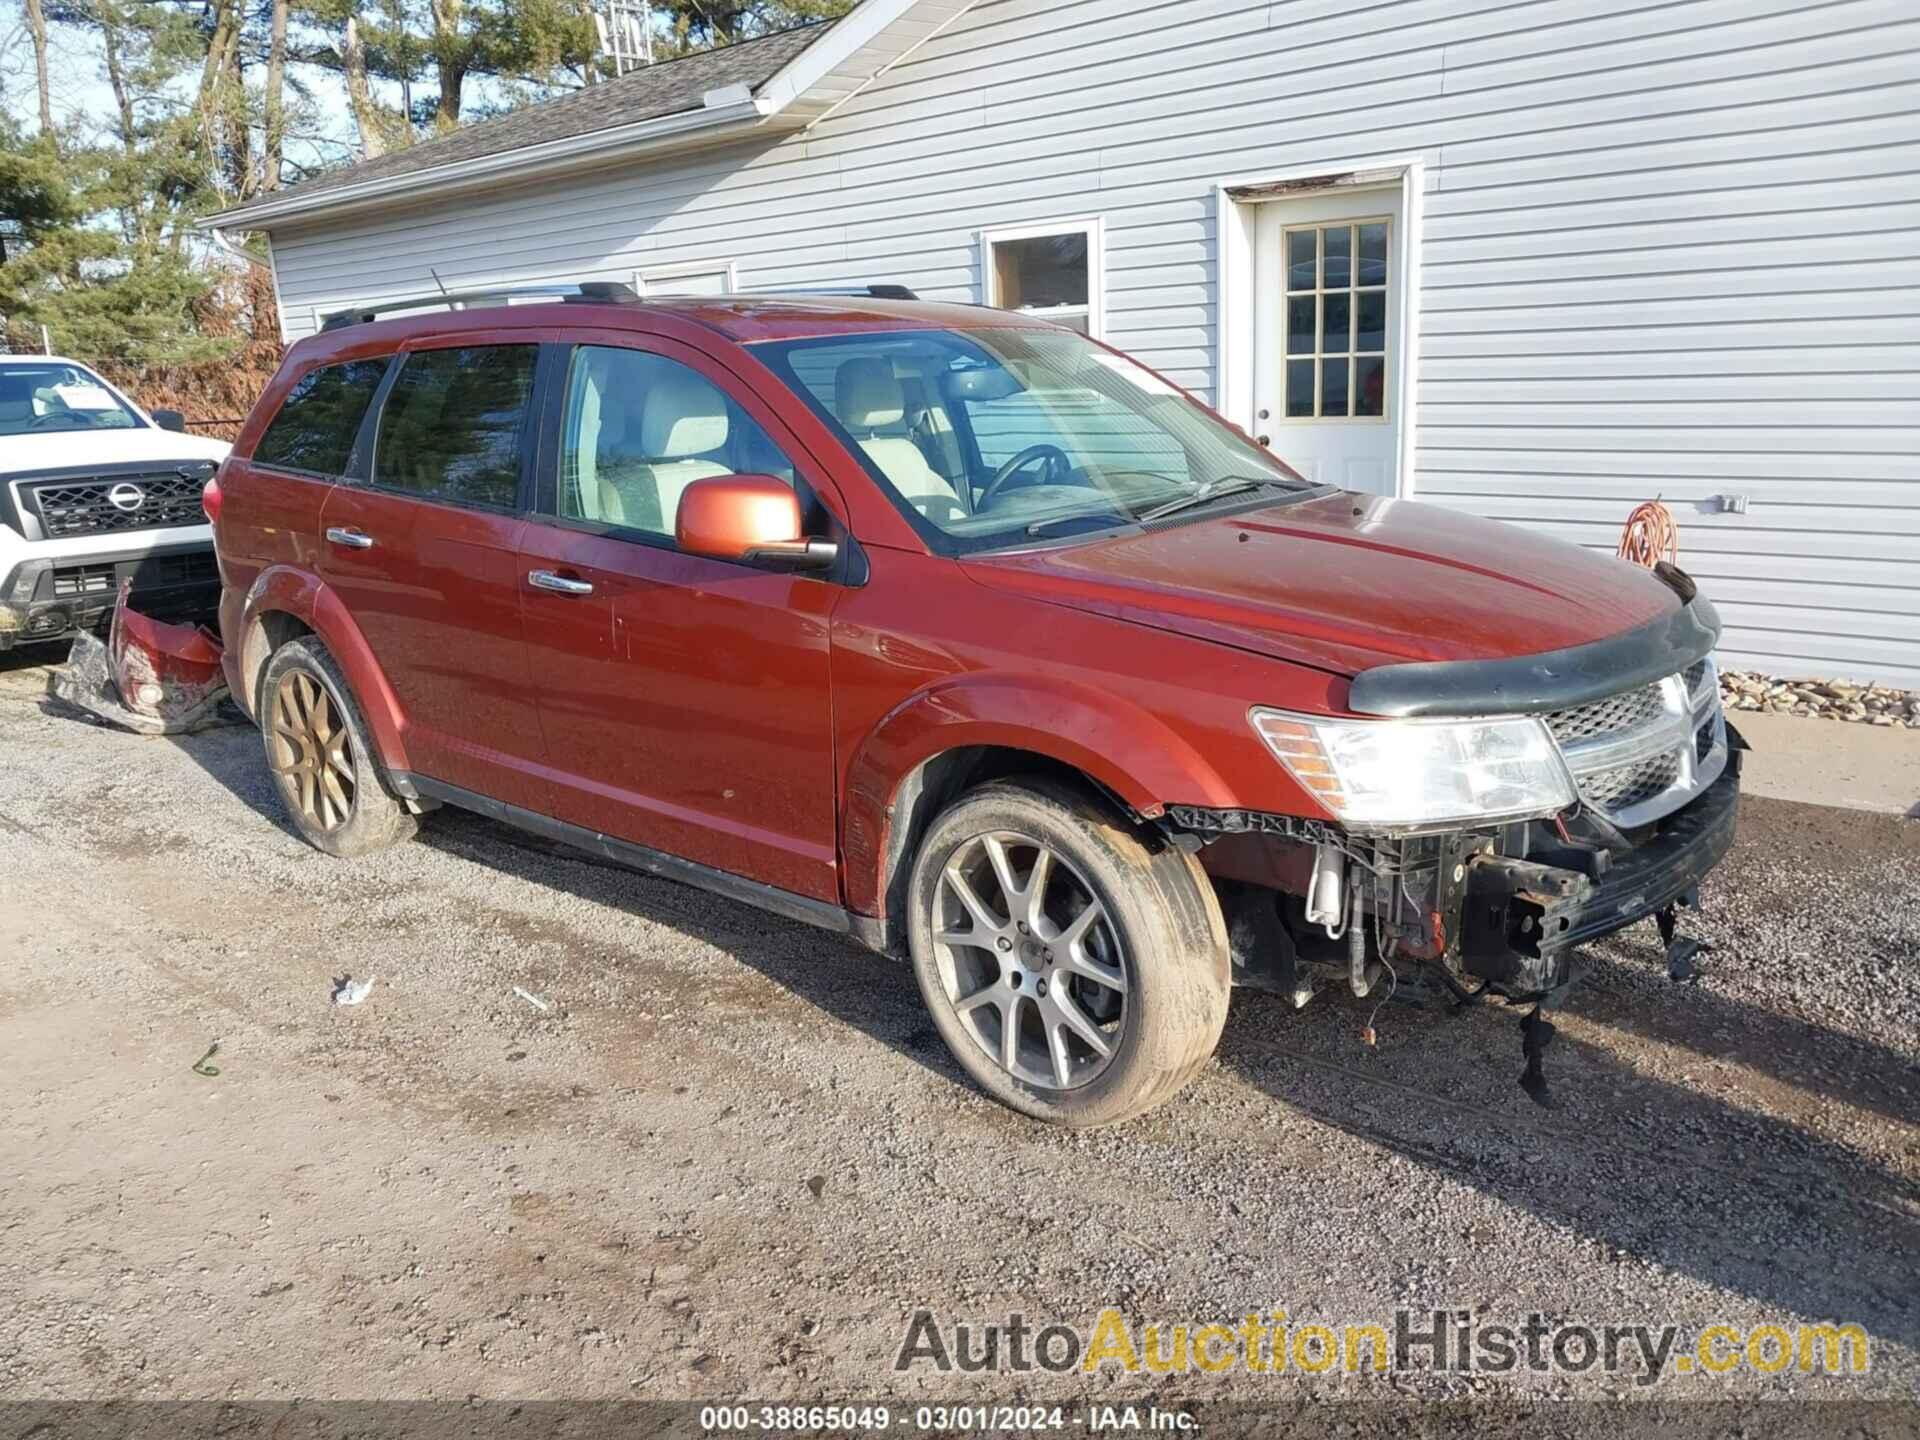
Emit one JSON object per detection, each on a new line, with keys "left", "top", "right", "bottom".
{"left": 834, "top": 357, "right": 964, "bottom": 519}
{"left": 597, "top": 368, "right": 732, "bottom": 534}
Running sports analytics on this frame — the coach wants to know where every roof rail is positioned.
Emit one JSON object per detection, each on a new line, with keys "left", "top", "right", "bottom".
{"left": 747, "top": 284, "right": 919, "bottom": 301}
{"left": 319, "top": 280, "right": 639, "bottom": 331}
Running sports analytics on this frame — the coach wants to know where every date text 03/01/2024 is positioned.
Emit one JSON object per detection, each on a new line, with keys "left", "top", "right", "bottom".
{"left": 698, "top": 1403, "right": 1198, "bottom": 1432}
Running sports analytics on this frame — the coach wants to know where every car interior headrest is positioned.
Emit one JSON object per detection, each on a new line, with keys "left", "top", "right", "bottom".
{"left": 640, "top": 370, "right": 729, "bottom": 458}
{"left": 835, "top": 356, "right": 905, "bottom": 432}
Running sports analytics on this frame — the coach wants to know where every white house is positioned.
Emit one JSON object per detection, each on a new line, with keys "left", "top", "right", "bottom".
{"left": 204, "top": 0, "right": 1920, "bottom": 688}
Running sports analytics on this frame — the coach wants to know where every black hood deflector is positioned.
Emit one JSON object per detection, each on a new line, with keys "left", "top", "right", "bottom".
{"left": 1347, "top": 594, "right": 1722, "bottom": 718}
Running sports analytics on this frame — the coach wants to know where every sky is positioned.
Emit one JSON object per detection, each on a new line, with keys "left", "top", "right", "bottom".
{"left": 0, "top": 1, "right": 559, "bottom": 182}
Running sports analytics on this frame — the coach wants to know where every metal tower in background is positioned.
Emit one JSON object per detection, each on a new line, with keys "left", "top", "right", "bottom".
{"left": 594, "top": 0, "right": 654, "bottom": 75}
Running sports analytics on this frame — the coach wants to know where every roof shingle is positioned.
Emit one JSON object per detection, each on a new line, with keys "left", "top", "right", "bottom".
{"left": 270, "top": 22, "right": 832, "bottom": 209}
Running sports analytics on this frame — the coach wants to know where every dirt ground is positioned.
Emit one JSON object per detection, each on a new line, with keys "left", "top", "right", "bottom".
{"left": 1, "top": 642, "right": 1916, "bottom": 1411}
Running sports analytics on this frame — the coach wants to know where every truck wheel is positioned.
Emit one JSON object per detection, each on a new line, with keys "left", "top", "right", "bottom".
{"left": 259, "top": 637, "right": 417, "bottom": 858}
{"left": 906, "top": 778, "right": 1230, "bottom": 1127}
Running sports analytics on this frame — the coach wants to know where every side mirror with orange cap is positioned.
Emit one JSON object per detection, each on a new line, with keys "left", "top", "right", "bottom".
{"left": 675, "top": 474, "right": 838, "bottom": 570}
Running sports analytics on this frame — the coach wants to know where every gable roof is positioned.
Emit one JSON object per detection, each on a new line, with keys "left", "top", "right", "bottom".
{"left": 204, "top": 0, "right": 971, "bottom": 233}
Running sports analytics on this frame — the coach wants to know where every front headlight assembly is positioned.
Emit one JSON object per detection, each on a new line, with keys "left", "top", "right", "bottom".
{"left": 1250, "top": 707, "right": 1578, "bottom": 829}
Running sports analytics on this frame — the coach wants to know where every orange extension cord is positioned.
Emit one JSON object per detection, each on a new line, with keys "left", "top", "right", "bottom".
{"left": 1617, "top": 498, "right": 1679, "bottom": 569}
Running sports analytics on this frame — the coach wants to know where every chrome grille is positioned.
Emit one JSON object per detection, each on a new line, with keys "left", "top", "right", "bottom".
{"left": 21, "top": 469, "right": 211, "bottom": 539}
{"left": 1548, "top": 660, "right": 1726, "bottom": 826}
{"left": 1580, "top": 752, "right": 1682, "bottom": 812}
{"left": 1543, "top": 683, "right": 1665, "bottom": 745}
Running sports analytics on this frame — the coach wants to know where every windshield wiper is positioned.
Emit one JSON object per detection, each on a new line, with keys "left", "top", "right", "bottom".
{"left": 1133, "top": 478, "right": 1267, "bottom": 525}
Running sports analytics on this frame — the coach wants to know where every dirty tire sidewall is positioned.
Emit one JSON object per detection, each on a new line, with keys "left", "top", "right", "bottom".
{"left": 260, "top": 637, "right": 417, "bottom": 859}
{"left": 906, "top": 778, "right": 1230, "bottom": 1128}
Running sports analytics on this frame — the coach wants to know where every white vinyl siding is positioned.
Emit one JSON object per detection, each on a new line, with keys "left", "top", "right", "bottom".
{"left": 268, "top": 0, "right": 1920, "bottom": 687}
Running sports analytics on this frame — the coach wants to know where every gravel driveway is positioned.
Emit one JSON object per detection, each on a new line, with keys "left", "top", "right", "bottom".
{"left": 1, "top": 644, "right": 1915, "bottom": 1409}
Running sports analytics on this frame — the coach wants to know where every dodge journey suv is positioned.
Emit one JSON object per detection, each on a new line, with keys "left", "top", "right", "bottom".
{"left": 209, "top": 283, "right": 1738, "bottom": 1126}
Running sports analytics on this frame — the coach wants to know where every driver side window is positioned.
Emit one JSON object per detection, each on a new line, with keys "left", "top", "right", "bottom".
{"left": 556, "top": 346, "right": 798, "bottom": 540}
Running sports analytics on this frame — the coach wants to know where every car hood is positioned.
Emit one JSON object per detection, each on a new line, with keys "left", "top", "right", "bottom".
{"left": 961, "top": 492, "right": 1682, "bottom": 679}
{"left": 1, "top": 427, "right": 229, "bottom": 475}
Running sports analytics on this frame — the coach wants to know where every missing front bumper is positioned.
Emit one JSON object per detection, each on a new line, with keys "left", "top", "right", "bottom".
{"left": 1460, "top": 752, "right": 1741, "bottom": 997}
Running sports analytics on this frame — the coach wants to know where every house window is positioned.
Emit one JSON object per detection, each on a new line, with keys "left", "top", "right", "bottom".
{"left": 1284, "top": 220, "right": 1388, "bottom": 420}
{"left": 633, "top": 261, "right": 737, "bottom": 298}
{"left": 981, "top": 219, "right": 1104, "bottom": 336}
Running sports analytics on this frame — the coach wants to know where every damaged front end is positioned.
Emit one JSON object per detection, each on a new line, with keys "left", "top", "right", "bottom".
{"left": 52, "top": 578, "right": 229, "bottom": 734}
{"left": 1178, "top": 748, "right": 1739, "bottom": 1012}
{"left": 1168, "top": 594, "right": 1739, "bottom": 1101}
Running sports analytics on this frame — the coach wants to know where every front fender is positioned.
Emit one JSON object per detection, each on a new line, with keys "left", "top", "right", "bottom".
{"left": 238, "top": 564, "right": 411, "bottom": 774}
{"left": 841, "top": 673, "right": 1239, "bottom": 918}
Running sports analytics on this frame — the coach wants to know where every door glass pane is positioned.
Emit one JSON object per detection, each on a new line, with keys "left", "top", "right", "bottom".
{"left": 1287, "top": 295, "right": 1315, "bottom": 355}
{"left": 557, "top": 345, "right": 796, "bottom": 538}
{"left": 1287, "top": 229, "right": 1316, "bottom": 291}
{"left": 1322, "top": 293, "right": 1351, "bottom": 354}
{"left": 373, "top": 346, "right": 537, "bottom": 509}
{"left": 1322, "top": 226, "right": 1352, "bottom": 289}
{"left": 254, "top": 358, "right": 389, "bottom": 475}
{"left": 1353, "top": 355, "right": 1386, "bottom": 417}
{"left": 1286, "top": 359, "right": 1315, "bottom": 417}
{"left": 1357, "top": 223, "right": 1388, "bottom": 286}
{"left": 1321, "top": 358, "right": 1350, "bottom": 418}
{"left": 992, "top": 232, "right": 1089, "bottom": 310}
{"left": 1355, "top": 290, "right": 1387, "bottom": 352}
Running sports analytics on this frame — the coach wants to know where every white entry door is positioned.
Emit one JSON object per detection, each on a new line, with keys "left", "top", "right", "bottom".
{"left": 1252, "top": 188, "right": 1405, "bottom": 495}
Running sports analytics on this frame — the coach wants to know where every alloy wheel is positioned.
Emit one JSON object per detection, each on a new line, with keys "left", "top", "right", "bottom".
{"left": 268, "top": 670, "right": 356, "bottom": 833}
{"left": 930, "top": 831, "right": 1128, "bottom": 1091}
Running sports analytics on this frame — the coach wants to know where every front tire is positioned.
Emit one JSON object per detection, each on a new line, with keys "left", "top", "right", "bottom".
{"left": 260, "top": 637, "right": 417, "bottom": 858}
{"left": 906, "top": 778, "right": 1230, "bottom": 1127}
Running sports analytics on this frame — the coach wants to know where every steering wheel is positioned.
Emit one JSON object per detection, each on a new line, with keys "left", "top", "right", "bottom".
{"left": 28, "top": 412, "right": 77, "bottom": 430}
{"left": 976, "top": 443, "right": 1072, "bottom": 509}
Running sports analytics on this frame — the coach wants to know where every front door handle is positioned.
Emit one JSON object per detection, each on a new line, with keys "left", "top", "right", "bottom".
{"left": 325, "top": 527, "right": 374, "bottom": 550}
{"left": 528, "top": 569, "right": 594, "bottom": 596}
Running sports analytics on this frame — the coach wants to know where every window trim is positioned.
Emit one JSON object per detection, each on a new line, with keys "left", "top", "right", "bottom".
{"left": 1280, "top": 215, "right": 1392, "bottom": 426}
{"left": 979, "top": 216, "right": 1105, "bottom": 339}
{"left": 364, "top": 340, "right": 543, "bottom": 515}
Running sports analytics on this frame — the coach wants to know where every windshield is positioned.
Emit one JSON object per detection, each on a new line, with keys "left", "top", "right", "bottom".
{"left": 0, "top": 363, "right": 143, "bottom": 437}
{"left": 753, "top": 327, "right": 1323, "bottom": 553}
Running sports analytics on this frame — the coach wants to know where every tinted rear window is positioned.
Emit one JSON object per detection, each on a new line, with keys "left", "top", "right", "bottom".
{"left": 372, "top": 346, "right": 537, "bottom": 510}
{"left": 253, "top": 358, "right": 390, "bottom": 474}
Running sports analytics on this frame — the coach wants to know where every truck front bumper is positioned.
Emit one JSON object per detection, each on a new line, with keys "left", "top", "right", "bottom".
{"left": 0, "top": 546, "right": 219, "bottom": 651}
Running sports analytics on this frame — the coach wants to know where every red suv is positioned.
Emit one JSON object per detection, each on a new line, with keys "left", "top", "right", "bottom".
{"left": 209, "top": 284, "right": 1738, "bottom": 1125}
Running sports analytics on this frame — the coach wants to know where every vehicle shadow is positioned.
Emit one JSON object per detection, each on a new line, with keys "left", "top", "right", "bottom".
{"left": 37, "top": 678, "right": 307, "bottom": 845}
{"left": 415, "top": 804, "right": 964, "bottom": 1072}
{"left": 1214, "top": 974, "right": 1920, "bottom": 1353}
{"left": 0, "top": 639, "right": 69, "bottom": 675}
{"left": 67, "top": 685, "right": 1912, "bottom": 1356}
{"left": 415, "top": 798, "right": 1920, "bottom": 1353}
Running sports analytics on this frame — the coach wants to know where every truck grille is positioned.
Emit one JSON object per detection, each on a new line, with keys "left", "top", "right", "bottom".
{"left": 20, "top": 469, "right": 211, "bottom": 539}
{"left": 1545, "top": 662, "right": 1727, "bottom": 826}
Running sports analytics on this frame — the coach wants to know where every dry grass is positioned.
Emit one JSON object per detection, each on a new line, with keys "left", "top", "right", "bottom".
{"left": 78, "top": 267, "right": 285, "bottom": 441}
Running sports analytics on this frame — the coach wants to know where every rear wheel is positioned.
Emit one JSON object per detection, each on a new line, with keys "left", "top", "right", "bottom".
{"left": 260, "top": 637, "right": 416, "bottom": 858}
{"left": 906, "top": 778, "right": 1229, "bottom": 1127}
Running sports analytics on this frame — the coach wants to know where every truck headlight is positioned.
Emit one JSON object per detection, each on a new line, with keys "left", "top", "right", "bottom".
{"left": 1250, "top": 707, "right": 1578, "bottom": 828}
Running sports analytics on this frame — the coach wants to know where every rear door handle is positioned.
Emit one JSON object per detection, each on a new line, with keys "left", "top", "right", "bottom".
{"left": 528, "top": 569, "right": 594, "bottom": 596}
{"left": 325, "top": 527, "right": 374, "bottom": 550}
